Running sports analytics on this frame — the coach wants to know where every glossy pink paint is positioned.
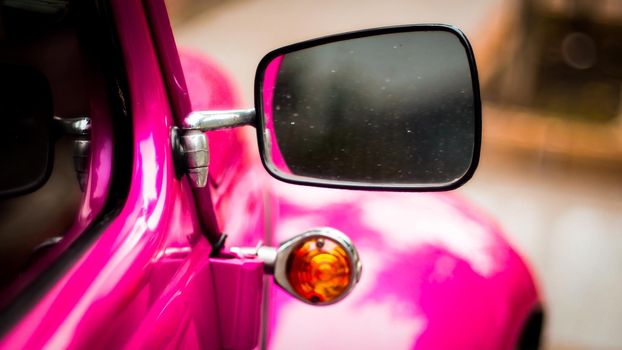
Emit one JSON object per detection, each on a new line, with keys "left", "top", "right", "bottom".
{"left": 0, "top": 67, "right": 114, "bottom": 308}
{"left": 144, "top": 0, "right": 224, "bottom": 243}
{"left": 265, "top": 184, "right": 539, "bottom": 349}
{"left": 144, "top": 0, "right": 192, "bottom": 121}
{"left": 211, "top": 256, "right": 264, "bottom": 349}
{"left": 0, "top": 1, "right": 540, "bottom": 349}
{"left": 0, "top": 0, "right": 220, "bottom": 348}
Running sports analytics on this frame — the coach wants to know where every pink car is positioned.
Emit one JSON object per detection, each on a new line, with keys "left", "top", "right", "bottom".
{"left": 0, "top": 1, "right": 541, "bottom": 349}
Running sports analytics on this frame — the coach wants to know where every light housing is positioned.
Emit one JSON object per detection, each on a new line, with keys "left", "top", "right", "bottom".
{"left": 269, "top": 228, "right": 362, "bottom": 305}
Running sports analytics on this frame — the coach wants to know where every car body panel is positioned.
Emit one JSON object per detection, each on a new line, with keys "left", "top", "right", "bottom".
{"left": 265, "top": 184, "right": 538, "bottom": 349}
{"left": 0, "top": 0, "right": 539, "bottom": 349}
{"left": 0, "top": 0, "right": 219, "bottom": 348}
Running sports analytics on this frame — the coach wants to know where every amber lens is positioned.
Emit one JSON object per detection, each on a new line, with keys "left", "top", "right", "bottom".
{"left": 286, "top": 236, "right": 351, "bottom": 304}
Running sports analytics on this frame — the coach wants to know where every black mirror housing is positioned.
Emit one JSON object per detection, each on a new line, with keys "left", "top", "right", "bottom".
{"left": 255, "top": 25, "right": 481, "bottom": 191}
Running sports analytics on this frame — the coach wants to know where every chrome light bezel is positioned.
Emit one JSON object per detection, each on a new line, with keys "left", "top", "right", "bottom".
{"left": 269, "top": 227, "right": 362, "bottom": 305}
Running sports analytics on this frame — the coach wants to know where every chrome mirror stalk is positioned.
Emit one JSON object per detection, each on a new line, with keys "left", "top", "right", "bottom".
{"left": 54, "top": 116, "right": 91, "bottom": 136}
{"left": 183, "top": 108, "right": 256, "bottom": 131}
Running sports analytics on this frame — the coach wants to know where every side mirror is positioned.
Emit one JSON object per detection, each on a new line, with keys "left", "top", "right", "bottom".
{"left": 255, "top": 25, "right": 481, "bottom": 191}
{"left": 0, "top": 64, "right": 54, "bottom": 198}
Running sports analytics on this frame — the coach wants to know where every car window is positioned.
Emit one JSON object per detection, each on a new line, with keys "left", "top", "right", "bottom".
{"left": 0, "top": 1, "right": 116, "bottom": 303}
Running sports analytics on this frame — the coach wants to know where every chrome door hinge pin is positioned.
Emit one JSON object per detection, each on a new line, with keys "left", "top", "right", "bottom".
{"left": 181, "top": 130, "right": 209, "bottom": 188}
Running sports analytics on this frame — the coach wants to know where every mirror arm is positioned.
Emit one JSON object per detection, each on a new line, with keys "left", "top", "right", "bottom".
{"left": 183, "top": 108, "right": 256, "bottom": 131}
{"left": 53, "top": 116, "right": 91, "bottom": 136}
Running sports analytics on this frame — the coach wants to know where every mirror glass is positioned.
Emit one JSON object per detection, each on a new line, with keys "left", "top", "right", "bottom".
{"left": 0, "top": 64, "right": 53, "bottom": 197}
{"left": 257, "top": 27, "right": 480, "bottom": 190}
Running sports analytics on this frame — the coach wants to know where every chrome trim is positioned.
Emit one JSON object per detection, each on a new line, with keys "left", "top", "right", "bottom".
{"left": 256, "top": 246, "right": 277, "bottom": 273}
{"left": 272, "top": 227, "right": 362, "bottom": 305}
{"left": 73, "top": 139, "right": 90, "bottom": 191}
{"left": 53, "top": 116, "right": 91, "bottom": 136}
{"left": 32, "top": 236, "right": 63, "bottom": 253}
{"left": 73, "top": 140, "right": 90, "bottom": 173}
{"left": 230, "top": 243, "right": 278, "bottom": 274}
{"left": 181, "top": 130, "right": 209, "bottom": 188}
{"left": 183, "top": 108, "right": 256, "bottom": 131}
{"left": 179, "top": 108, "right": 254, "bottom": 187}
{"left": 54, "top": 116, "right": 92, "bottom": 191}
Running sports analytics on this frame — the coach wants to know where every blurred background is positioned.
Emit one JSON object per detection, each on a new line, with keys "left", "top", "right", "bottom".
{"left": 165, "top": 0, "right": 622, "bottom": 348}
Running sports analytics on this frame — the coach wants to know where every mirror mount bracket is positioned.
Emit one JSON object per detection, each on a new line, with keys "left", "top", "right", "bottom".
{"left": 54, "top": 116, "right": 91, "bottom": 191}
{"left": 180, "top": 130, "right": 209, "bottom": 188}
{"left": 179, "top": 109, "right": 255, "bottom": 188}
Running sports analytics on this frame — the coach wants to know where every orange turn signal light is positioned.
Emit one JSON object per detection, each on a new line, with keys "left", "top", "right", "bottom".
{"left": 271, "top": 228, "right": 361, "bottom": 305}
{"left": 287, "top": 236, "right": 351, "bottom": 303}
